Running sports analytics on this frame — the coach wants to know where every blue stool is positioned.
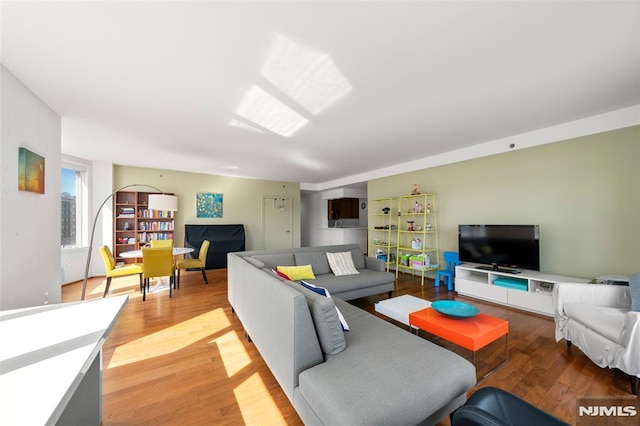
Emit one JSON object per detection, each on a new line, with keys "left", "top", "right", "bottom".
{"left": 434, "top": 251, "right": 460, "bottom": 291}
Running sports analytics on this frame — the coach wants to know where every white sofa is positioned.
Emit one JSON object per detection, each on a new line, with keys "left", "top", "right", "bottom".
{"left": 553, "top": 282, "right": 639, "bottom": 394}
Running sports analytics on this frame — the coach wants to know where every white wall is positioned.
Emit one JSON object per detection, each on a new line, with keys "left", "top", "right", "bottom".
{"left": 1, "top": 66, "right": 62, "bottom": 309}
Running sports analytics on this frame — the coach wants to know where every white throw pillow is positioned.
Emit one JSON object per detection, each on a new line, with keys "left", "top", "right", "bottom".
{"left": 326, "top": 251, "right": 360, "bottom": 276}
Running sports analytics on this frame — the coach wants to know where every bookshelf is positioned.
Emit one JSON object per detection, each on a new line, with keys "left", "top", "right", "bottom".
{"left": 113, "top": 191, "right": 175, "bottom": 264}
{"left": 368, "top": 197, "right": 397, "bottom": 271}
{"left": 395, "top": 194, "right": 439, "bottom": 286}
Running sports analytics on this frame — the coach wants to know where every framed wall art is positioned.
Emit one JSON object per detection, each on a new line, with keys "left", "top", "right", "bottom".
{"left": 18, "top": 147, "right": 45, "bottom": 194}
{"left": 196, "top": 192, "right": 223, "bottom": 218}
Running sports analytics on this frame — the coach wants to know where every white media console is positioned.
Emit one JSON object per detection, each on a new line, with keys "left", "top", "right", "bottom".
{"left": 455, "top": 263, "right": 589, "bottom": 316}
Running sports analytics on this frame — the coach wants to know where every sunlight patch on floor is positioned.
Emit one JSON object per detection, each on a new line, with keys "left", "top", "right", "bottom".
{"left": 234, "top": 372, "right": 285, "bottom": 425}
{"left": 89, "top": 276, "right": 141, "bottom": 299}
{"left": 107, "top": 308, "right": 230, "bottom": 368}
{"left": 211, "top": 330, "right": 251, "bottom": 377}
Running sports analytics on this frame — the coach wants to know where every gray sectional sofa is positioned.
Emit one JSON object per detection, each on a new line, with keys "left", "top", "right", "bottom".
{"left": 227, "top": 244, "right": 477, "bottom": 425}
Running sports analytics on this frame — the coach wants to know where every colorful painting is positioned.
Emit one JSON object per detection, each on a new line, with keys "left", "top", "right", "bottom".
{"left": 196, "top": 192, "right": 223, "bottom": 218}
{"left": 18, "top": 147, "right": 45, "bottom": 194}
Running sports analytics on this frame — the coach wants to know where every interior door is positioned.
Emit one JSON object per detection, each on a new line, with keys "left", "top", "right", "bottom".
{"left": 262, "top": 196, "right": 293, "bottom": 250}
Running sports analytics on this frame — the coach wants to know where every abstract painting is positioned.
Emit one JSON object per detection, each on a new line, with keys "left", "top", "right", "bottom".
{"left": 196, "top": 192, "right": 223, "bottom": 218}
{"left": 18, "top": 147, "right": 45, "bottom": 194}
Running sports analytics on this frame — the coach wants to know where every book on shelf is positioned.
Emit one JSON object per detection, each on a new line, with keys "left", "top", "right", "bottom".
{"left": 137, "top": 221, "right": 175, "bottom": 231}
{"left": 138, "top": 209, "right": 174, "bottom": 219}
{"left": 138, "top": 232, "right": 174, "bottom": 243}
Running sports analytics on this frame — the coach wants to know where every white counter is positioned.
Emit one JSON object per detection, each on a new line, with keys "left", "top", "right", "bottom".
{"left": 317, "top": 227, "right": 368, "bottom": 251}
{"left": 0, "top": 295, "right": 128, "bottom": 425}
{"left": 321, "top": 227, "right": 368, "bottom": 230}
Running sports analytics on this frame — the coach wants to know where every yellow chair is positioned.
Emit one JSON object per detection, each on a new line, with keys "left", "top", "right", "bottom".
{"left": 141, "top": 247, "right": 176, "bottom": 301}
{"left": 150, "top": 239, "right": 174, "bottom": 248}
{"left": 150, "top": 239, "right": 175, "bottom": 268}
{"left": 176, "top": 240, "right": 210, "bottom": 287}
{"left": 99, "top": 246, "right": 143, "bottom": 297}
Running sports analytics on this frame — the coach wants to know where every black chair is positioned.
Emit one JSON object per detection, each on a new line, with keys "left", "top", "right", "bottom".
{"left": 451, "top": 387, "right": 569, "bottom": 426}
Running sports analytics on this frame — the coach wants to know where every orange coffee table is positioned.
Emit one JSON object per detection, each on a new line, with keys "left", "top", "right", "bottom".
{"left": 409, "top": 308, "right": 509, "bottom": 377}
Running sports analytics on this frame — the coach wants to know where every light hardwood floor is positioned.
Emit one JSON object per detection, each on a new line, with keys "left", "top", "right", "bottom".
{"left": 63, "top": 269, "right": 635, "bottom": 425}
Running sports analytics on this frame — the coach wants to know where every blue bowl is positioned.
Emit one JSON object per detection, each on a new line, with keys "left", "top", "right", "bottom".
{"left": 431, "top": 300, "right": 480, "bottom": 318}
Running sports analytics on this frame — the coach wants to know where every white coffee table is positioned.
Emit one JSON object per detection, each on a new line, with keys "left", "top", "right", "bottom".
{"left": 375, "top": 294, "right": 431, "bottom": 330}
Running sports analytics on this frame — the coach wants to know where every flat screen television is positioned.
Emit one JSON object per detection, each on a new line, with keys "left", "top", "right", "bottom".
{"left": 458, "top": 225, "right": 540, "bottom": 272}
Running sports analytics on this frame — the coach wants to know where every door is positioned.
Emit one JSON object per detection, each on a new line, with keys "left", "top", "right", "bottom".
{"left": 262, "top": 196, "right": 293, "bottom": 250}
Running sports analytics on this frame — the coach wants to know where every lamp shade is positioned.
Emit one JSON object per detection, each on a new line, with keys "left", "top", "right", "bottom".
{"left": 148, "top": 194, "right": 178, "bottom": 211}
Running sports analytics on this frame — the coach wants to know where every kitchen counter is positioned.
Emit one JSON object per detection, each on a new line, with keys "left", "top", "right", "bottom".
{"left": 0, "top": 295, "right": 128, "bottom": 425}
{"left": 321, "top": 226, "right": 368, "bottom": 230}
{"left": 317, "top": 227, "right": 368, "bottom": 251}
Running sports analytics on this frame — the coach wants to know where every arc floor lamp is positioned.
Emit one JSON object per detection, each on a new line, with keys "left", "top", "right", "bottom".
{"left": 81, "top": 184, "right": 178, "bottom": 300}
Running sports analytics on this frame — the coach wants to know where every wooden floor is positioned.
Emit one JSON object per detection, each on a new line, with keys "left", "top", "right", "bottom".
{"left": 63, "top": 270, "right": 636, "bottom": 425}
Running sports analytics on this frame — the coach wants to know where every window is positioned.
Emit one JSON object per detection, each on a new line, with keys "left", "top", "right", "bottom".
{"left": 61, "top": 157, "right": 90, "bottom": 248}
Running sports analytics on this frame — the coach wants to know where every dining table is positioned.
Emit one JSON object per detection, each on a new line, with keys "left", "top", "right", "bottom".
{"left": 119, "top": 247, "right": 194, "bottom": 258}
{"left": 119, "top": 247, "right": 194, "bottom": 292}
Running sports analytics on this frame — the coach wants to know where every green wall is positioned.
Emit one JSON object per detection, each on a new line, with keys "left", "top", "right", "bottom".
{"left": 368, "top": 126, "right": 639, "bottom": 279}
{"left": 114, "top": 166, "right": 301, "bottom": 251}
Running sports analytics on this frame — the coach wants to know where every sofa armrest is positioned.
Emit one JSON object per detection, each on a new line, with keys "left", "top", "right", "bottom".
{"left": 553, "top": 283, "right": 631, "bottom": 316}
{"left": 364, "top": 256, "right": 385, "bottom": 272}
{"left": 621, "top": 311, "right": 640, "bottom": 375}
{"left": 553, "top": 283, "right": 632, "bottom": 343}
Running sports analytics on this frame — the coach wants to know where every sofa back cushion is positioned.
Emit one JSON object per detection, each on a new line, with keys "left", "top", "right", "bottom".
{"left": 251, "top": 253, "right": 295, "bottom": 269}
{"left": 282, "top": 280, "right": 347, "bottom": 355}
{"left": 295, "top": 252, "right": 331, "bottom": 275}
{"left": 348, "top": 248, "right": 366, "bottom": 270}
{"left": 244, "top": 257, "right": 265, "bottom": 269}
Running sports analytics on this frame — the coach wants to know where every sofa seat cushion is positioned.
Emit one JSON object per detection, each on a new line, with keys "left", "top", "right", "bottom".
{"left": 564, "top": 303, "right": 628, "bottom": 345}
{"left": 312, "top": 269, "right": 395, "bottom": 294}
{"left": 297, "top": 299, "right": 476, "bottom": 425}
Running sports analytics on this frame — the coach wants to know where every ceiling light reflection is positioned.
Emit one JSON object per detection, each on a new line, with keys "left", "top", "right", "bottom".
{"left": 229, "top": 118, "right": 263, "bottom": 133}
{"left": 236, "top": 85, "right": 309, "bottom": 137}
{"left": 262, "top": 34, "right": 353, "bottom": 116}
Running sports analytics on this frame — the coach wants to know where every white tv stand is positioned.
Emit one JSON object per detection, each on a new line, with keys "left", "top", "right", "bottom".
{"left": 455, "top": 263, "right": 589, "bottom": 316}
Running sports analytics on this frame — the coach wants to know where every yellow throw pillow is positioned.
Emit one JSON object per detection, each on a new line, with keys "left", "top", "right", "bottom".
{"left": 276, "top": 264, "right": 316, "bottom": 281}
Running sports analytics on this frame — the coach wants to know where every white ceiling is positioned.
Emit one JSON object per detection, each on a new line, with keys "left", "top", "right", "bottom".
{"left": 2, "top": 1, "right": 639, "bottom": 190}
